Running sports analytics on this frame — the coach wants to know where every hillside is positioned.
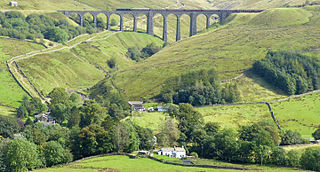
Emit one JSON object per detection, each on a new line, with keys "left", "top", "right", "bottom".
{"left": 112, "top": 6, "right": 320, "bottom": 99}
{"left": 0, "top": 38, "right": 45, "bottom": 108}
{"left": 16, "top": 31, "right": 163, "bottom": 95}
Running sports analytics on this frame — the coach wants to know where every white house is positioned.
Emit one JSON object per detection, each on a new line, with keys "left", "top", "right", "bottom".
{"left": 158, "top": 146, "right": 186, "bottom": 158}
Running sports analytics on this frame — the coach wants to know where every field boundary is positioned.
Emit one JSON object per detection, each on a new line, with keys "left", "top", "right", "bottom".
{"left": 65, "top": 153, "right": 263, "bottom": 171}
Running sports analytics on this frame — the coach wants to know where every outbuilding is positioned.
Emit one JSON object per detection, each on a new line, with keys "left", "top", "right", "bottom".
{"left": 9, "top": 1, "right": 18, "bottom": 6}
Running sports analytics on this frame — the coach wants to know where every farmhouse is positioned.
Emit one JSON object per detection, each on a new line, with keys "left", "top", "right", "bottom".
{"left": 9, "top": 1, "right": 18, "bottom": 6}
{"left": 158, "top": 146, "right": 186, "bottom": 158}
{"left": 35, "top": 113, "right": 55, "bottom": 126}
{"left": 128, "top": 101, "right": 144, "bottom": 111}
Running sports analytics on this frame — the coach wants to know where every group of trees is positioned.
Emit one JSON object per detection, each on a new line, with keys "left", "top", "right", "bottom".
{"left": 127, "top": 43, "right": 163, "bottom": 61}
{"left": 161, "top": 103, "right": 320, "bottom": 171}
{"left": 253, "top": 51, "right": 320, "bottom": 95}
{"left": 0, "top": 11, "right": 98, "bottom": 43}
{"left": 160, "top": 69, "right": 241, "bottom": 106}
{"left": 0, "top": 87, "right": 156, "bottom": 171}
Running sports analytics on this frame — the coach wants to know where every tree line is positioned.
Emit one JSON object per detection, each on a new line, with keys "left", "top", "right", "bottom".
{"left": 253, "top": 51, "right": 320, "bottom": 95}
{"left": 160, "top": 68, "right": 241, "bottom": 106}
{"left": 0, "top": 11, "right": 99, "bottom": 43}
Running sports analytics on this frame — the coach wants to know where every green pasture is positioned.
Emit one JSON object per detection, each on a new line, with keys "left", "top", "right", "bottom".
{"left": 35, "top": 155, "right": 306, "bottom": 172}
{"left": 199, "top": 91, "right": 320, "bottom": 138}
{"left": 0, "top": 38, "right": 44, "bottom": 107}
{"left": 124, "top": 111, "right": 170, "bottom": 134}
{"left": 127, "top": 92, "right": 320, "bottom": 139}
{"left": 0, "top": 106, "right": 15, "bottom": 116}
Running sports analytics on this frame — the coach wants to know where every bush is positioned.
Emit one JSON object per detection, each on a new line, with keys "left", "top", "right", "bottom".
{"left": 107, "top": 58, "right": 116, "bottom": 68}
{"left": 0, "top": 116, "right": 21, "bottom": 138}
{"left": 280, "top": 130, "right": 304, "bottom": 145}
{"left": 300, "top": 148, "right": 320, "bottom": 171}
{"left": 286, "top": 150, "right": 300, "bottom": 167}
{"left": 190, "top": 152, "right": 198, "bottom": 158}
{"left": 312, "top": 128, "right": 320, "bottom": 140}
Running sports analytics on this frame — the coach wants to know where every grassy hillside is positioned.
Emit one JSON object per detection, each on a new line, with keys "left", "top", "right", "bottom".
{"left": 112, "top": 7, "right": 320, "bottom": 99}
{"left": 35, "top": 155, "right": 305, "bottom": 172}
{"left": 198, "top": 91, "right": 320, "bottom": 138}
{"left": 0, "top": 38, "right": 45, "bottom": 107}
{"left": 125, "top": 92, "right": 320, "bottom": 139}
{"left": 17, "top": 31, "right": 163, "bottom": 95}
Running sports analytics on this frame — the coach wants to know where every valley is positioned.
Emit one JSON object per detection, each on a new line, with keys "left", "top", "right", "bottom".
{"left": 0, "top": 0, "right": 320, "bottom": 172}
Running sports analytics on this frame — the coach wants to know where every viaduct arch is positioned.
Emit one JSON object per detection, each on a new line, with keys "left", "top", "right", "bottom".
{"left": 59, "top": 9, "right": 263, "bottom": 42}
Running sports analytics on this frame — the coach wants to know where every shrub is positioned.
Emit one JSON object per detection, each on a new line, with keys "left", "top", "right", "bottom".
{"left": 300, "top": 148, "right": 320, "bottom": 171}
{"left": 312, "top": 128, "right": 320, "bottom": 140}
{"left": 190, "top": 152, "right": 198, "bottom": 158}
{"left": 107, "top": 58, "right": 116, "bottom": 68}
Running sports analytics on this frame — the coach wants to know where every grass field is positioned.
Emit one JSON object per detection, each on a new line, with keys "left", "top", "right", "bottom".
{"left": 35, "top": 155, "right": 306, "bottom": 172}
{"left": 283, "top": 143, "right": 320, "bottom": 153}
{"left": 112, "top": 7, "right": 320, "bottom": 100}
{"left": 123, "top": 111, "right": 170, "bottom": 133}
{"left": 0, "top": 38, "right": 44, "bottom": 107}
{"left": 223, "top": 71, "right": 286, "bottom": 103}
{"left": 199, "top": 91, "right": 320, "bottom": 138}
{"left": 0, "top": 106, "right": 15, "bottom": 116}
{"left": 127, "top": 91, "right": 320, "bottom": 139}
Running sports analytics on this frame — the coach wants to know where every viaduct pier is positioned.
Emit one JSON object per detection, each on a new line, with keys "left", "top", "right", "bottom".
{"left": 59, "top": 9, "right": 263, "bottom": 41}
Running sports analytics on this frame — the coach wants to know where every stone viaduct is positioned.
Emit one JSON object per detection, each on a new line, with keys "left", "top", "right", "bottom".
{"left": 58, "top": 9, "right": 263, "bottom": 42}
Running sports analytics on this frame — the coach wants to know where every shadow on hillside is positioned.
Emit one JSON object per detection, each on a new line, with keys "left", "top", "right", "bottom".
{"left": 244, "top": 70, "right": 287, "bottom": 96}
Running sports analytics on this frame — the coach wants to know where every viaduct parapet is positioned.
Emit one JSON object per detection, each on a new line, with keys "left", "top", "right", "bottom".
{"left": 58, "top": 9, "right": 263, "bottom": 42}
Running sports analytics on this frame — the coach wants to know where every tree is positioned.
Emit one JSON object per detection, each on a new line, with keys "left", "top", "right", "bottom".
{"left": 280, "top": 130, "right": 304, "bottom": 145}
{"left": 6, "top": 138, "right": 42, "bottom": 171}
{"left": 107, "top": 58, "right": 116, "bottom": 68}
{"left": 286, "top": 150, "right": 300, "bottom": 167}
{"left": 0, "top": 116, "right": 21, "bottom": 138}
{"left": 156, "top": 118, "right": 180, "bottom": 147}
{"left": 204, "top": 122, "right": 220, "bottom": 136}
{"left": 0, "top": 138, "right": 9, "bottom": 172}
{"left": 110, "top": 18, "right": 117, "bottom": 26}
{"left": 312, "top": 128, "right": 320, "bottom": 140}
{"left": 300, "top": 148, "right": 320, "bottom": 171}
{"left": 48, "top": 88, "right": 69, "bottom": 105}
{"left": 44, "top": 27, "right": 69, "bottom": 43}
{"left": 174, "top": 103, "right": 204, "bottom": 143}
{"left": 136, "top": 126, "right": 154, "bottom": 150}
{"left": 42, "top": 141, "right": 72, "bottom": 167}
{"left": 68, "top": 106, "right": 80, "bottom": 128}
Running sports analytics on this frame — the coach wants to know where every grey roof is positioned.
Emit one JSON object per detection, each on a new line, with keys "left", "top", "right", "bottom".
{"left": 160, "top": 147, "right": 185, "bottom": 152}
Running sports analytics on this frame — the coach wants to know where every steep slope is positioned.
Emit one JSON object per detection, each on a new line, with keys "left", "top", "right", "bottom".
{"left": 17, "top": 31, "right": 163, "bottom": 95}
{"left": 112, "top": 7, "right": 320, "bottom": 99}
{"left": 0, "top": 38, "right": 45, "bottom": 108}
